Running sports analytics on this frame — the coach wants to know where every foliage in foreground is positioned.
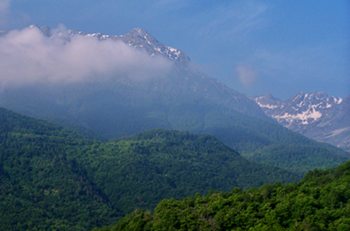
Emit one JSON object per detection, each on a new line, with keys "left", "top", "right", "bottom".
{"left": 98, "top": 161, "right": 350, "bottom": 231}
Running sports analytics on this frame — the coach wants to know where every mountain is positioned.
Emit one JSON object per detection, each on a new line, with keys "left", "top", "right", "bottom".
{"left": 97, "top": 160, "right": 350, "bottom": 231}
{"left": 0, "top": 107, "right": 298, "bottom": 230}
{"left": 73, "top": 129, "right": 299, "bottom": 215}
{"left": 0, "top": 26, "right": 349, "bottom": 174}
{"left": 255, "top": 92, "right": 350, "bottom": 152}
{"left": 0, "top": 25, "right": 266, "bottom": 135}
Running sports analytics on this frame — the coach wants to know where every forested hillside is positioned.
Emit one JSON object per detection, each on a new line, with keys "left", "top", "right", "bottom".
{"left": 0, "top": 108, "right": 298, "bottom": 230}
{"left": 98, "top": 160, "right": 350, "bottom": 231}
{"left": 70, "top": 129, "right": 298, "bottom": 214}
{"left": 0, "top": 108, "right": 117, "bottom": 230}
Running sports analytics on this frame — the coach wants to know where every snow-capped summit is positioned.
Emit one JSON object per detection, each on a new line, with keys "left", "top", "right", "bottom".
{"left": 290, "top": 92, "right": 343, "bottom": 108}
{"left": 121, "top": 28, "right": 190, "bottom": 63}
{"left": 255, "top": 92, "right": 350, "bottom": 152}
{"left": 255, "top": 92, "right": 344, "bottom": 127}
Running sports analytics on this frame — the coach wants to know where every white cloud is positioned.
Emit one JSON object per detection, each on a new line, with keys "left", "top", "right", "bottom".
{"left": 235, "top": 64, "right": 257, "bottom": 87}
{"left": 0, "top": 26, "right": 173, "bottom": 88}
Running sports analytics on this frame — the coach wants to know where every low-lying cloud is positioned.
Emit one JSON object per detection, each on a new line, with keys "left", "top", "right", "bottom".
{"left": 0, "top": 26, "right": 172, "bottom": 88}
{"left": 235, "top": 64, "right": 257, "bottom": 87}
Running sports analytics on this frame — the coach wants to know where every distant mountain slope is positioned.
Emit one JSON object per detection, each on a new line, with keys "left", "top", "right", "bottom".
{"left": 0, "top": 108, "right": 298, "bottom": 230}
{"left": 255, "top": 92, "right": 350, "bottom": 152}
{"left": 0, "top": 26, "right": 349, "bottom": 174}
{"left": 72, "top": 129, "right": 298, "bottom": 215}
{"left": 98, "top": 160, "right": 350, "bottom": 231}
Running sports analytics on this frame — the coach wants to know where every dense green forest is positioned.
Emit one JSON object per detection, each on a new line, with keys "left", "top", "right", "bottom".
{"left": 0, "top": 108, "right": 118, "bottom": 230}
{"left": 70, "top": 129, "right": 298, "bottom": 214}
{"left": 0, "top": 107, "right": 296, "bottom": 230}
{"left": 0, "top": 107, "right": 349, "bottom": 230}
{"left": 97, "top": 160, "right": 350, "bottom": 231}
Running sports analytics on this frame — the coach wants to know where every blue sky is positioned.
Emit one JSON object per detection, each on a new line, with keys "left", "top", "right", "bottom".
{"left": 2, "top": 0, "right": 350, "bottom": 98}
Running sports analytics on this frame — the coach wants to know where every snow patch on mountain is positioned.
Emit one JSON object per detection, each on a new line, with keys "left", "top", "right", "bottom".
{"left": 254, "top": 100, "right": 278, "bottom": 109}
{"left": 274, "top": 106, "right": 322, "bottom": 126}
{"left": 255, "top": 92, "right": 350, "bottom": 152}
{"left": 335, "top": 98, "right": 343, "bottom": 104}
{"left": 255, "top": 92, "right": 344, "bottom": 127}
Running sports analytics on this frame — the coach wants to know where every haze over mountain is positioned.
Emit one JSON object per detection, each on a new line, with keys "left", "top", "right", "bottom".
{"left": 0, "top": 25, "right": 348, "bottom": 174}
{"left": 0, "top": 25, "right": 268, "bottom": 135}
{"left": 255, "top": 92, "right": 350, "bottom": 152}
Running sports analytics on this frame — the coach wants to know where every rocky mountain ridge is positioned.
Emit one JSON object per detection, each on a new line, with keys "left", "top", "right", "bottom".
{"left": 255, "top": 92, "right": 350, "bottom": 151}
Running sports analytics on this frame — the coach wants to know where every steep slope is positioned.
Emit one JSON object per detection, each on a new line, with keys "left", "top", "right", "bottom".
{"left": 0, "top": 108, "right": 117, "bottom": 230}
{"left": 255, "top": 92, "right": 350, "bottom": 152}
{"left": 98, "top": 160, "right": 350, "bottom": 231}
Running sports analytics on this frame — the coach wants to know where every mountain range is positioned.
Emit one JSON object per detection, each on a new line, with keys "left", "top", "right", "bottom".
{"left": 0, "top": 26, "right": 348, "bottom": 174}
{"left": 255, "top": 92, "right": 350, "bottom": 152}
{"left": 1, "top": 25, "right": 350, "bottom": 230}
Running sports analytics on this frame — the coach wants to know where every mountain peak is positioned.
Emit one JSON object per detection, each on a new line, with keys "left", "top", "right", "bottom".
{"left": 122, "top": 27, "right": 190, "bottom": 64}
{"left": 125, "top": 27, "right": 156, "bottom": 43}
{"left": 123, "top": 27, "right": 159, "bottom": 47}
{"left": 128, "top": 27, "right": 151, "bottom": 36}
